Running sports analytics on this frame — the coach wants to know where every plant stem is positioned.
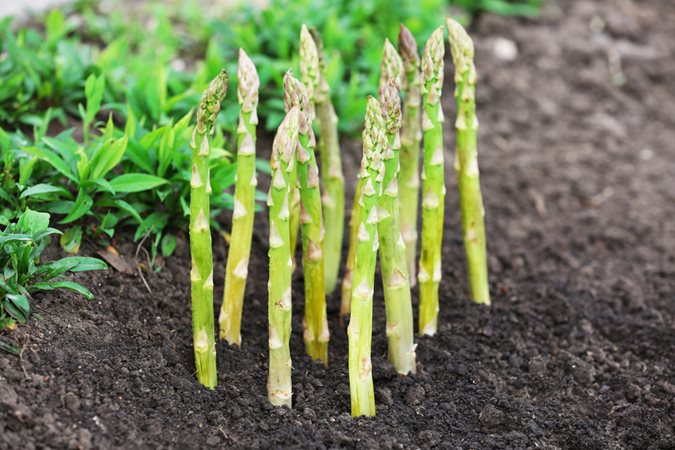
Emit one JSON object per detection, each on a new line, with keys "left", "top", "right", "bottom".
{"left": 378, "top": 79, "right": 416, "bottom": 375}
{"left": 308, "top": 27, "right": 345, "bottom": 295}
{"left": 267, "top": 107, "right": 300, "bottom": 407}
{"left": 397, "top": 24, "right": 423, "bottom": 288}
{"left": 446, "top": 18, "right": 490, "bottom": 305}
{"left": 284, "top": 71, "right": 329, "bottom": 365}
{"left": 340, "top": 175, "right": 362, "bottom": 326}
{"left": 219, "top": 50, "right": 259, "bottom": 346}
{"left": 189, "top": 69, "right": 227, "bottom": 389}
{"left": 418, "top": 28, "right": 445, "bottom": 337}
{"left": 348, "top": 96, "right": 386, "bottom": 417}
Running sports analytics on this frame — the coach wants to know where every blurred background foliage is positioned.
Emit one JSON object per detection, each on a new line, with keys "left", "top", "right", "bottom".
{"left": 0, "top": 0, "right": 541, "bottom": 257}
{"left": 1, "top": 0, "right": 542, "bottom": 136}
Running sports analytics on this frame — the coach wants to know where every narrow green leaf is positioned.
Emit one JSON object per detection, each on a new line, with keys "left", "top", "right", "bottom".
{"left": 109, "top": 173, "right": 168, "bottom": 193}
{"left": 20, "top": 183, "right": 70, "bottom": 199}
{"left": 30, "top": 281, "right": 95, "bottom": 300}
{"left": 59, "top": 191, "right": 93, "bottom": 224}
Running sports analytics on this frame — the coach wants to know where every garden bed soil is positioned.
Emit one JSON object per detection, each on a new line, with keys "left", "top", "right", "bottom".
{"left": 2, "top": 0, "right": 674, "bottom": 448}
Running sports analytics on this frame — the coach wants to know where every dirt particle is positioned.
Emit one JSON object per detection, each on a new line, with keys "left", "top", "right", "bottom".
{"left": 376, "top": 387, "right": 393, "bottom": 406}
{"left": 404, "top": 385, "right": 425, "bottom": 406}
{"left": 479, "top": 405, "right": 505, "bottom": 428}
{"left": 206, "top": 435, "right": 221, "bottom": 447}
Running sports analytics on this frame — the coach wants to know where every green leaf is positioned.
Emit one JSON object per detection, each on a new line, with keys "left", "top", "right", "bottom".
{"left": 16, "top": 208, "right": 50, "bottom": 234}
{"left": 60, "top": 226, "right": 83, "bottom": 254}
{"left": 0, "top": 339, "right": 19, "bottom": 355}
{"left": 30, "top": 281, "right": 95, "bottom": 300}
{"left": 59, "top": 191, "right": 93, "bottom": 224}
{"left": 20, "top": 183, "right": 70, "bottom": 199}
{"left": 108, "top": 173, "right": 168, "bottom": 193}
{"left": 5, "top": 294, "right": 30, "bottom": 323}
{"left": 89, "top": 136, "right": 128, "bottom": 181}
{"left": 46, "top": 257, "right": 108, "bottom": 274}
{"left": 161, "top": 233, "right": 176, "bottom": 258}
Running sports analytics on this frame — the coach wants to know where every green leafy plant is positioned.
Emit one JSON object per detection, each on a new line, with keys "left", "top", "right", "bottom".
{"left": 0, "top": 209, "right": 107, "bottom": 332}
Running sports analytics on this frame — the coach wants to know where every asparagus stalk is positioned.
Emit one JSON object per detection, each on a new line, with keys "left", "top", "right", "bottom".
{"left": 446, "top": 18, "right": 490, "bottom": 305}
{"left": 340, "top": 170, "right": 362, "bottom": 325}
{"left": 378, "top": 79, "right": 416, "bottom": 375}
{"left": 267, "top": 107, "right": 300, "bottom": 407}
{"left": 189, "top": 69, "right": 227, "bottom": 389}
{"left": 308, "top": 27, "right": 345, "bottom": 295}
{"left": 340, "top": 41, "right": 401, "bottom": 328}
{"left": 219, "top": 49, "right": 260, "bottom": 346}
{"left": 284, "top": 72, "right": 329, "bottom": 364}
{"left": 348, "top": 96, "right": 386, "bottom": 417}
{"left": 418, "top": 28, "right": 446, "bottom": 336}
{"left": 397, "top": 25, "right": 423, "bottom": 288}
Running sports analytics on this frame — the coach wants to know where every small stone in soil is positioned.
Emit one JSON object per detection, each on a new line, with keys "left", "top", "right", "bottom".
{"left": 376, "top": 387, "right": 393, "bottom": 406}
{"left": 479, "top": 404, "right": 505, "bottom": 428}
{"left": 404, "top": 385, "right": 425, "bottom": 406}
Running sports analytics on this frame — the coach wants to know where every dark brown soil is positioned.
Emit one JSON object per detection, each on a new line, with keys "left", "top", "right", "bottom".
{"left": 2, "top": 0, "right": 674, "bottom": 448}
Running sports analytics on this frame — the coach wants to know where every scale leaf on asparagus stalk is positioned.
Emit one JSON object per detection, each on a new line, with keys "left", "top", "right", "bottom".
{"left": 418, "top": 27, "right": 446, "bottom": 337}
{"left": 267, "top": 107, "right": 300, "bottom": 407}
{"left": 397, "top": 24, "right": 423, "bottom": 288}
{"left": 284, "top": 72, "right": 329, "bottom": 364}
{"left": 189, "top": 69, "right": 227, "bottom": 389}
{"left": 348, "top": 96, "right": 386, "bottom": 417}
{"left": 378, "top": 79, "right": 416, "bottom": 375}
{"left": 219, "top": 49, "right": 259, "bottom": 346}
{"left": 307, "top": 27, "right": 345, "bottom": 295}
{"left": 446, "top": 18, "right": 490, "bottom": 305}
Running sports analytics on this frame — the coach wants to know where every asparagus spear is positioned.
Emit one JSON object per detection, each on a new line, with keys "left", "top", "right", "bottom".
{"left": 397, "top": 25, "right": 423, "bottom": 288}
{"left": 284, "top": 72, "right": 329, "bottom": 364}
{"left": 219, "top": 49, "right": 259, "bottom": 346}
{"left": 308, "top": 27, "right": 345, "bottom": 295}
{"left": 341, "top": 39, "right": 402, "bottom": 326}
{"left": 348, "top": 96, "right": 386, "bottom": 417}
{"left": 340, "top": 167, "right": 362, "bottom": 325}
{"left": 189, "top": 69, "right": 227, "bottom": 389}
{"left": 446, "top": 18, "right": 490, "bottom": 305}
{"left": 378, "top": 80, "right": 416, "bottom": 375}
{"left": 418, "top": 28, "right": 446, "bottom": 336}
{"left": 267, "top": 107, "right": 300, "bottom": 407}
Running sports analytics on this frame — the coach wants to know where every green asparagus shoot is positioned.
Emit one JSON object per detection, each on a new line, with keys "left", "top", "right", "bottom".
{"left": 348, "top": 96, "right": 386, "bottom": 417}
{"left": 307, "top": 27, "right": 345, "bottom": 295}
{"left": 446, "top": 18, "right": 490, "bottom": 305}
{"left": 284, "top": 71, "right": 329, "bottom": 365}
{"left": 418, "top": 28, "right": 446, "bottom": 336}
{"left": 219, "top": 49, "right": 260, "bottom": 346}
{"left": 397, "top": 24, "right": 423, "bottom": 288}
{"left": 267, "top": 107, "right": 300, "bottom": 407}
{"left": 190, "top": 69, "right": 228, "bottom": 389}
{"left": 378, "top": 79, "right": 416, "bottom": 375}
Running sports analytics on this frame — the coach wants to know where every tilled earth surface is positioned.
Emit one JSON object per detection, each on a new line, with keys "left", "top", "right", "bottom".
{"left": 1, "top": 0, "right": 674, "bottom": 448}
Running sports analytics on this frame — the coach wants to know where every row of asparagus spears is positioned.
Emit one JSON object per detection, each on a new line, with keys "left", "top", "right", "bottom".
{"left": 188, "top": 18, "right": 490, "bottom": 416}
